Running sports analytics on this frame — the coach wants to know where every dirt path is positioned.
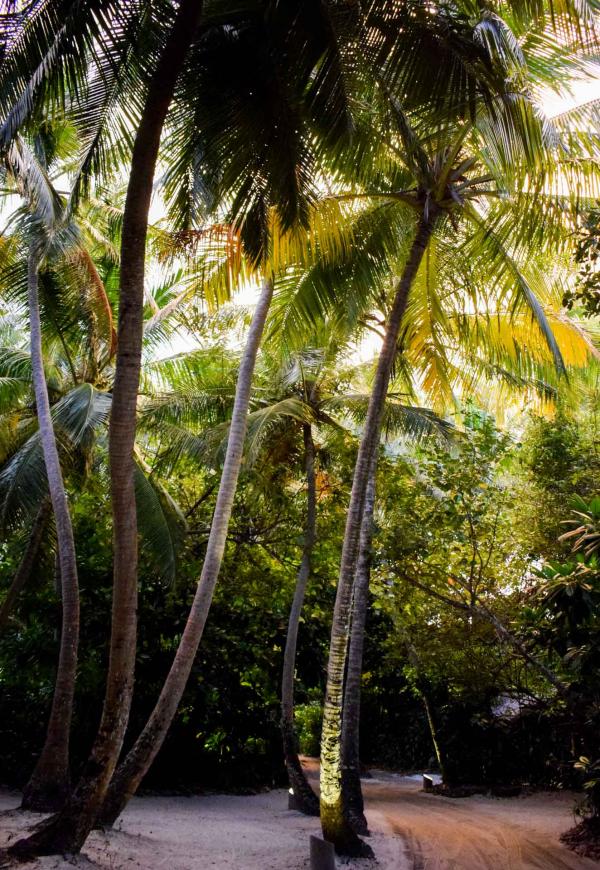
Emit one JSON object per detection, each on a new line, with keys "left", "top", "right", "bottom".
{"left": 363, "top": 773, "right": 598, "bottom": 869}
{"left": 300, "top": 758, "right": 597, "bottom": 869}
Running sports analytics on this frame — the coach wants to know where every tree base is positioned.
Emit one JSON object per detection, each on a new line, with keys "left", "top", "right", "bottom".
{"left": 285, "top": 756, "right": 320, "bottom": 817}
{"left": 346, "top": 809, "right": 370, "bottom": 837}
{"left": 21, "top": 770, "right": 70, "bottom": 814}
{"left": 334, "top": 838, "right": 374, "bottom": 859}
{"left": 21, "top": 788, "right": 70, "bottom": 814}
{"left": 560, "top": 817, "right": 600, "bottom": 860}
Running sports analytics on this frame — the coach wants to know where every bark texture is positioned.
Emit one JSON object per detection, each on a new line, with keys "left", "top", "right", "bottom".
{"left": 281, "top": 423, "right": 320, "bottom": 816}
{"left": 97, "top": 278, "right": 274, "bottom": 828}
{"left": 21, "top": 252, "right": 80, "bottom": 813}
{"left": 9, "top": 1, "right": 203, "bottom": 855}
{"left": 0, "top": 500, "right": 50, "bottom": 634}
{"left": 341, "top": 459, "right": 376, "bottom": 835}
{"left": 320, "top": 211, "right": 437, "bottom": 855}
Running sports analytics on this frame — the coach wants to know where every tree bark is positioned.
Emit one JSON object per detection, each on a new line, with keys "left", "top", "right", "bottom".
{"left": 320, "top": 209, "right": 437, "bottom": 855}
{"left": 9, "top": 1, "right": 203, "bottom": 856}
{"left": 21, "top": 251, "right": 80, "bottom": 813}
{"left": 97, "top": 278, "right": 274, "bottom": 828}
{"left": 341, "top": 458, "right": 376, "bottom": 835}
{"left": 0, "top": 500, "right": 50, "bottom": 634}
{"left": 281, "top": 423, "right": 320, "bottom": 816}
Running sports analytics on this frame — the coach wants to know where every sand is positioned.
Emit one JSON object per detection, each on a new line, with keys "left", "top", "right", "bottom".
{"left": 0, "top": 762, "right": 596, "bottom": 868}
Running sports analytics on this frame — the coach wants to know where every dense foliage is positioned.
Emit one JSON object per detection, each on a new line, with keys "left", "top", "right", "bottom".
{"left": 0, "top": 0, "right": 599, "bottom": 860}
{"left": 2, "top": 401, "right": 600, "bottom": 799}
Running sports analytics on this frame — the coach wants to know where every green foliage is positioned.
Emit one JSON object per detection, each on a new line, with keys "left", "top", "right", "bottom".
{"left": 564, "top": 207, "right": 600, "bottom": 318}
{"left": 294, "top": 694, "right": 323, "bottom": 758}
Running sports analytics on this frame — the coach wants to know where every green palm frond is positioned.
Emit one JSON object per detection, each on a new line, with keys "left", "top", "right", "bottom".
{"left": 133, "top": 459, "right": 187, "bottom": 585}
{"left": 51, "top": 383, "right": 111, "bottom": 448}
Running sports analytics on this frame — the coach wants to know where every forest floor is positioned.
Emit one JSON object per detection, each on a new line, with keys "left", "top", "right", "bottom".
{"left": 0, "top": 759, "right": 596, "bottom": 868}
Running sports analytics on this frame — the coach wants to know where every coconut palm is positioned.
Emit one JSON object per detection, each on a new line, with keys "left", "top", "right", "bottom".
{"left": 4, "top": 0, "right": 367, "bottom": 850}
{"left": 2, "top": 0, "right": 597, "bottom": 857}
{"left": 253, "top": 347, "right": 454, "bottom": 816}
{"left": 20, "top": 239, "right": 80, "bottom": 812}
{"left": 4, "top": 0, "right": 211, "bottom": 854}
{"left": 0, "top": 186, "right": 237, "bottom": 821}
{"left": 272, "top": 61, "right": 600, "bottom": 857}
{"left": 0, "top": 129, "right": 85, "bottom": 811}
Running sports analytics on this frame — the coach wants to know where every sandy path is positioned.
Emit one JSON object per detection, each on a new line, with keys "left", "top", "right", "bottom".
{"left": 362, "top": 773, "right": 598, "bottom": 869}
{"left": 0, "top": 789, "right": 322, "bottom": 869}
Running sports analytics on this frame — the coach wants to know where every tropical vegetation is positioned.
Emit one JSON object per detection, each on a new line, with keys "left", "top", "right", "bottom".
{"left": 0, "top": 0, "right": 599, "bottom": 864}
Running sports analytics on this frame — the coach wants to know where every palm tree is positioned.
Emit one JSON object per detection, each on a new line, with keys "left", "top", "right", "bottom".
{"left": 20, "top": 240, "right": 80, "bottom": 812}
{"left": 97, "top": 275, "right": 274, "bottom": 827}
{"left": 6, "top": 1, "right": 208, "bottom": 855}
{"left": 0, "top": 130, "right": 85, "bottom": 810}
{"left": 0, "top": 154, "right": 204, "bottom": 814}
{"left": 75, "top": 0, "right": 372, "bottom": 832}
{"left": 312, "top": 55, "right": 600, "bottom": 859}
{"left": 281, "top": 414, "right": 321, "bottom": 816}
{"left": 340, "top": 457, "right": 376, "bottom": 835}
{"left": 247, "top": 347, "right": 453, "bottom": 816}
{"left": 4, "top": 0, "right": 364, "bottom": 851}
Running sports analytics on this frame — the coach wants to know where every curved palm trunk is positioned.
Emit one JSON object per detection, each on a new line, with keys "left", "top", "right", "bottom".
{"left": 340, "top": 459, "right": 376, "bottom": 835}
{"left": 281, "top": 423, "right": 320, "bottom": 816}
{"left": 0, "top": 500, "right": 50, "bottom": 634}
{"left": 320, "top": 210, "right": 437, "bottom": 855}
{"left": 21, "top": 252, "right": 80, "bottom": 813}
{"left": 9, "top": 1, "right": 203, "bottom": 856}
{"left": 97, "top": 278, "right": 274, "bottom": 828}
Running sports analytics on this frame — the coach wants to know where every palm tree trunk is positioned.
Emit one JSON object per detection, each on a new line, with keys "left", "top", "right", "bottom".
{"left": 281, "top": 422, "right": 320, "bottom": 816}
{"left": 21, "top": 251, "right": 80, "bottom": 813}
{"left": 340, "top": 458, "right": 376, "bottom": 835}
{"left": 97, "top": 278, "right": 274, "bottom": 828}
{"left": 0, "top": 500, "right": 50, "bottom": 633}
{"left": 405, "top": 641, "right": 447, "bottom": 780}
{"left": 9, "top": 1, "right": 203, "bottom": 857}
{"left": 421, "top": 692, "right": 446, "bottom": 781}
{"left": 320, "top": 209, "right": 437, "bottom": 855}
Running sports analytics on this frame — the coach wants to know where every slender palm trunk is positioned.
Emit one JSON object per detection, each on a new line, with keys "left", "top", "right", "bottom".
{"left": 281, "top": 423, "right": 320, "bottom": 816}
{"left": 0, "top": 500, "right": 50, "bottom": 634}
{"left": 405, "top": 641, "right": 447, "bottom": 780}
{"left": 340, "top": 459, "right": 376, "bottom": 835}
{"left": 21, "top": 252, "right": 80, "bottom": 813}
{"left": 97, "top": 278, "right": 274, "bottom": 828}
{"left": 421, "top": 692, "right": 446, "bottom": 780}
{"left": 320, "top": 209, "right": 437, "bottom": 855}
{"left": 9, "top": 2, "right": 203, "bottom": 856}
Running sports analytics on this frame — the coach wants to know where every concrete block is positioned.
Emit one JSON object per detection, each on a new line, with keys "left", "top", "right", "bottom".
{"left": 288, "top": 790, "right": 301, "bottom": 811}
{"left": 310, "top": 835, "right": 335, "bottom": 870}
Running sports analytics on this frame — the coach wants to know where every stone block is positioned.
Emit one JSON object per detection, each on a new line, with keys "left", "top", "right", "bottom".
{"left": 310, "top": 835, "right": 335, "bottom": 870}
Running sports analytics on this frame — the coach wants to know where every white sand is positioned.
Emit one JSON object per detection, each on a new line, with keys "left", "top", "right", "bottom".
{"left": 0, "top": 788, "right": 398, "bottom": 869}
